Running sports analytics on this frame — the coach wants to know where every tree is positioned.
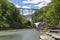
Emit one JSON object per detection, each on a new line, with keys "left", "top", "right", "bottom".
{"left": 0, "top": 0, "right": 31, "bottom": 29}
{"left": 32, "top": 0, "right": 60, "bottom": 28}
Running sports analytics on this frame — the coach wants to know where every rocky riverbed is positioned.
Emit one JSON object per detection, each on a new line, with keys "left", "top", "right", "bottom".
{"left": 40, "top": 33, "right": 55, "bottom": 40}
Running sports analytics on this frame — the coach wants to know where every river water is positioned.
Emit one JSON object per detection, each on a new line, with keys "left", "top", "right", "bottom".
{"left": 0, "top": 29, "right": 40, "bottom": 40}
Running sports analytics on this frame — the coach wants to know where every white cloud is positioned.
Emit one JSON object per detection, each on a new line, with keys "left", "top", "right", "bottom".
{"left": 35, "top": 0, "right": 51, "bottom": 9}
{"left": 44, "top": 0, "right": 51, "bottom": 5}
{"left": 22, "top": 10, "right": 31, "bottom": 15}
{"left": 15, "top": 4, "right": 21, "bottom": 8}
{"left": 23, "top": 11, "right": 34, "bottom": 15}
{"left": 22, "top": 0, "right": 42, "bottom": 4}
{"left": 23, "top": 13, "right": 30, "bottom": 15}
{"left": 22, "top": 0, "right": 51, "bottom": 9}
{"left": 8, "top": 0, "right": 11, "bottom": 2}
{"left": 22, "top": 6, "right": 31, "bottom": 9}
{"left": 35, "top": 3, "right": 44, "bottom": 9}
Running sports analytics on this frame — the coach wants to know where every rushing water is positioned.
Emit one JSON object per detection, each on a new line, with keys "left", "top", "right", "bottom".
{"left": 0, "top": 29, "right": 40, "bottom": 40}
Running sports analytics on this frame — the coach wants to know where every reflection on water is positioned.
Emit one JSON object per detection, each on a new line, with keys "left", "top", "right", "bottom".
{"left": 0, "top": 29, "right": 40, "bottom": 40}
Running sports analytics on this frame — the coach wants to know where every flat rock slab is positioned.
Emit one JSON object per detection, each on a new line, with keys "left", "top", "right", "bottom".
{"left": 40, "top": 34, "right": 55, "bottom": 40}
{"left": 46, "top": 32, "right": 60, "bottom": 39}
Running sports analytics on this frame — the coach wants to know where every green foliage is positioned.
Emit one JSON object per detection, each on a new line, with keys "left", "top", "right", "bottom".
{"left": 32, "top": 0, "right": 60, "bottom": 28}
{"left": 0, "top": 0, "right": 32, "bottom": 28}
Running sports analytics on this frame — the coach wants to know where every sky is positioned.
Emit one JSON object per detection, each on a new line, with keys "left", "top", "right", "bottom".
{"left": 8, "top": 0, "right": 51, "bottom": 15}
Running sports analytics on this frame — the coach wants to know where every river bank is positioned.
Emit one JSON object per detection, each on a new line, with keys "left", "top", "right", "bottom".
{"left": 0, "top": 27, "right": 36, "bottom": 31}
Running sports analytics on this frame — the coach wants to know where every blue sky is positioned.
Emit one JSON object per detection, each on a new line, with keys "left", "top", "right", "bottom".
{"left": 8, "top": 0, "right": 51, "bottom": 15}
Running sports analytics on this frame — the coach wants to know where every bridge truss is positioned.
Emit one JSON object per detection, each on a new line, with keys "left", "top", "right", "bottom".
{"left": 18, "top": 8, "right": 39, "bottom": 21}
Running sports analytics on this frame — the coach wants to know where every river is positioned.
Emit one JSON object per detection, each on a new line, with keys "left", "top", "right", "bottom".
{"left": 0, "top": 29, "right": 40, "bottom": 40}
